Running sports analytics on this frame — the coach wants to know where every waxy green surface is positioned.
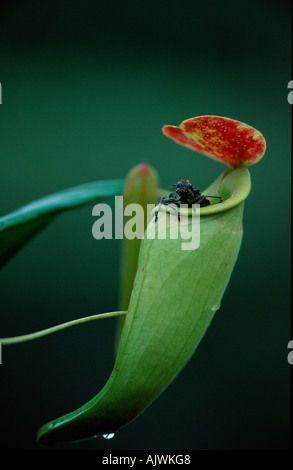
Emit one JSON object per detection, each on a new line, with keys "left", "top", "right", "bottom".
{"left": 37, "top": 167, "right": 250, "bottom": 446}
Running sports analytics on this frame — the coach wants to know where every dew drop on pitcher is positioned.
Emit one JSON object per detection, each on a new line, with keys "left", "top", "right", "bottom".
{"left": 102, "top": 433, "right": 115, "bottom": 440}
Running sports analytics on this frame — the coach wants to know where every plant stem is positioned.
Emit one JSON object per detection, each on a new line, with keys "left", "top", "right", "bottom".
{"left": 0, "top": 311, "right": 127, "bottom": 345}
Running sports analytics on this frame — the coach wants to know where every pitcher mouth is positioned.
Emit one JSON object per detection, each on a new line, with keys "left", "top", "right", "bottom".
{"left": 153, "top": 167, "right": 251, "bottom": 219}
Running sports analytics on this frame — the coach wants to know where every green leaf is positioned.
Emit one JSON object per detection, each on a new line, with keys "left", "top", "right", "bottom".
{"left": 0, "top": 179, "right": 124, "bottom": 269}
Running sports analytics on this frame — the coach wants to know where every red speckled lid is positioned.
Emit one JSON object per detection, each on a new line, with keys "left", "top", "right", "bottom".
{"left": 162, "top": 115, "right": 266, "bottom": 168}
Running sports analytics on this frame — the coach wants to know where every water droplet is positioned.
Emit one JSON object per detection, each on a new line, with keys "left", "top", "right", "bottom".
{"left": 102, "top": 433, "right": 115, "bottom": 440}
{"left": 211, "top": 302, "right": 221, "bottom": 312}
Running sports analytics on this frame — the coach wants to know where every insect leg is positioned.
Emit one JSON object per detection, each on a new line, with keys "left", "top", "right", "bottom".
{"left": 154, "top": 199, "right": 162, "bottom": 223}
{"left": 154, "top": 196, "right": 181, "bottom": 222}
{"left": 168, "top": 203, "right": 180, "bottom": 221}
{"left": 154, "top": 197, "right": 167, "bottom": 222}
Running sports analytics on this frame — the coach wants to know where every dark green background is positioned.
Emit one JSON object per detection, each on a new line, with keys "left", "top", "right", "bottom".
{"left": 0, "top": 0, "right": 291, "bottom": 450}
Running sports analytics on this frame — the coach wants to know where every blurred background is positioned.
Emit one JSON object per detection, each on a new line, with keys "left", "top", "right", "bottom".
{"left": 0, "top": 0, "right": 291, "bottom": 450}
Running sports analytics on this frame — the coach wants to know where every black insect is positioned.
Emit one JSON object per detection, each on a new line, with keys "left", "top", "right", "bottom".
{"left": 154, "top": 179, "right": 222, "bottom": 222}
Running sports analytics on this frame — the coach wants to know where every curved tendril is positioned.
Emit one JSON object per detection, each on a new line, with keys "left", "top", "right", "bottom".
{"left": 0, "top": 311, "right": 127, "bottom": 345}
